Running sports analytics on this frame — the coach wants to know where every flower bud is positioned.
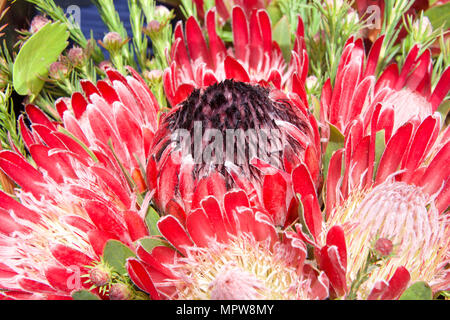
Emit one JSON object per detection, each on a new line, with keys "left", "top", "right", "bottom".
{"left": 29, "top": 15, "right": 50, "bottom": 33}
{"left": 109, "top": 283, "right": 132, "bottom": 300}
{"left": 100, "top": 32, "right": 127, "bottom": 51}
{"left": 305, "top": 75, "right": 318, "bottom": 92}
{"left": 89, "top": 266, "right": 111, "bottom": 287}
{"left": 155, "top": 5, "right": 171, "bottom": 20}
{"left": 374, "top": 238, "right": 394, "bottom": 257}
{"left": 48, "top": 62, "right": 69, "bottom": 80}
{"left": 144, "top": 20, "right": 162, "bottom": 35}
{"left": 143, "top": 69, "right": 163, "bottom": 82}
{"left": 67, "top": 46, "right": 85, "bottom": 66}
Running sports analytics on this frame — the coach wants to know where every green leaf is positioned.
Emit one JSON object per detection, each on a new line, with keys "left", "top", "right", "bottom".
{"left": 437, "top": 100, "right": 449, "bottom": 122}
{"left": 272, "top": 15, "right": 291, "bottom": 63}
{"left": 72, "top": 290, "right": 101, "bottom": 300}
{"left": 138, "top": 237, "right": 170, "bottom": 252}
{"left": 373, "top": 129, "right": 386, "bottom": 179}
{"left": 399, "top": 281, "right": 432, "bottom": 300}
{"left": 424, "top": 3, "right": 450, "bottom": 30}
{"left": 13, "top": 22, "right": 69, "bottom": 99}
{"left": 102, "top": 240, "right": 135, "bottom": 275}
{"left": 267, "top": 1, "right": 283, "bottom": 26}
{"left": 322, "top": 123, "right": 345, "bottom": 180}
{"left": 145, "top": 206, "right": 162, "bottom": 236}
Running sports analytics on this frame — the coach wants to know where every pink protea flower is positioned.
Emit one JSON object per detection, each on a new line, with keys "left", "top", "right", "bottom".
{"left": 0, "top": 68, "right": 158, "bottom": 299}
{"left": 126, "top": 190, "right": 330, "bottom": 300}
{"left": 320, "top": 110, "right": 450, "bottom": 299}
{"left": 149, "top": 78, "right": 321, "bottom": 229}
{"left": 320, "top": 36, "right": 450, "bottom": 136}
{"left": 164, "top": 6, "right": 308, "bottom": 106}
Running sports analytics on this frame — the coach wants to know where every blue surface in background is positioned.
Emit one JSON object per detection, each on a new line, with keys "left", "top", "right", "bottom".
{"left": 54, "top": 0, "right": 133, "bottom": 41}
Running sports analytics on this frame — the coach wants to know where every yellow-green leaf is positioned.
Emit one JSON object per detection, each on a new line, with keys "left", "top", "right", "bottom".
{"left": 145, "top": 206, "right": 162, "bottom": 236}
{"left": 399, "top": 281, "right": 432, "bottom": 300}
{"left": 13, "top": 22, "right": 69, "bottom": 99}
{"left": 323, "top": 123, "right": 345, "bottom": 180}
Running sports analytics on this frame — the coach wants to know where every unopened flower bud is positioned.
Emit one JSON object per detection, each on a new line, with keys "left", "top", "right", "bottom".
{"left": 155, "top": 5, "right": 171, "bottom": 20}
{"left": 374, "top": 238, "right": 394, "bottom": 257}
{"left": 29, "top": 15, "right": 50, "bottom": 33}
{"left": 100, "top": 32, "right": 127, "bottom": 51}
{"left": 145, "top": 20, "right": 162, "bottom": 35}
{"left": 67, "top": 46, "right": 85, "bottom": 66}
{"left": 305, "top": 75, "right": 318, "bottom": 91}
{"left": 48, "top": 62, "right": 69, "bottom": 80}
{"left": 89, "top": 266, "right": 111, "bottom": 287}
{"left": 109, "top": 283, "right": 132, "bottom": 300}
{"left": 143, "top": 69, "right": 163, "bottom": 82}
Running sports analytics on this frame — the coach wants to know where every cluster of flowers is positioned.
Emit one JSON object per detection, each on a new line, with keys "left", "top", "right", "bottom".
{"left": 0, "top": 2, "right": 448, "bottom": 300}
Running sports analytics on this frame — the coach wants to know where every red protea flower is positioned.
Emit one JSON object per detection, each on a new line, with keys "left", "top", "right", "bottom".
{"left": 0, "top": 68, "right": 157, "bottom": 299}
{"left": 320, "top": 36, "right": 450, "bottom": 136}
{"left": 126, "top": 190, "right": 330, "bottom": 300}
{"left": 320, "top": 110, "right": 450, "bottom": 299}
{"left": 150, "top": 78, "right": 321, "bottom": 228}
{"left": 193, "top": 0, "right": 272, "bottom": 21}
{"left": 164, "top": 6, "right": 308, "bottom": 106}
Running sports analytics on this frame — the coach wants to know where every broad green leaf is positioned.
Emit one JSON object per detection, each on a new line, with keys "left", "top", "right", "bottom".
{"left": 138, "top": 237, "right": 171, "bottom": 252}
{"left": 145, "top": 206, "right": 162, "bottom": 236}
{"left": 102, "top": 240, "right": 135, "bottom": 275}
{"left": 72, "top": 290, "right": 101, "bottom": 300}
{"left": 424, "top": 3, "right": 450, "bottom": 30}
{"left": 13, "top": 22, "right": 69, "bottom": 99}
{"left": 272, "top": 15, "right": 291, "bottom": 63}
{"left": 322, "top": 123, "right": 345, "bottom": 180}
{"left": 399, "top": 281, "right": 432, "bottom": 300}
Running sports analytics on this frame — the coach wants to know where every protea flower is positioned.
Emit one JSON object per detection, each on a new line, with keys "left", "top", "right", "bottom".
{"left": 191, "top": 0, "right": 272, "bottom": 21}
{"left": 153, "top": 6, "right": 318, "bottom": 228}
{"left": 0, "top": 68, "right": 158, "bottom": 299}
{"left": 320, "top": 36, "right": 450, "bottom": 137}
{"left": 164, "top": 6, "right": 308, "bottom": 106}
{"left": 150, "top": 78, "right": 321, "bottom": 228}
{"left": 126, "top": 190, "right": 330, "bottom": 300}
{"left": 320, "top": 110, "right": 450, "bottom": 299}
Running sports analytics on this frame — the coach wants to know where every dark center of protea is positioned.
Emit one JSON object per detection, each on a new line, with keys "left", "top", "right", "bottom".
{"left": 159, "top": 80, "right": 307, "bottom": 185}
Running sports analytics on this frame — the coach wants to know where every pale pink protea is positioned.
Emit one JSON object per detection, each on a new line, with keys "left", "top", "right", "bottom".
{"left": 164, "top": 6, "right": 308, "bottom": 106}
{"left": 320, "top": 110, "right": 450, "bottom": 299}
{"left": 126, "top": 190, "right": 330, "bottom": 300}
{"left": 0, "top": 68, "right": 158, "bottom": 299}
{"left": 320, "top": 36, "right": 450, "bottom": 137}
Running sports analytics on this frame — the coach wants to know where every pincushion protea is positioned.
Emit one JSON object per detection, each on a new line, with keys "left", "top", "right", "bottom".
{"left": 126, "top": 190, "right": 330, "bottom": 300}
{"left": 0, "top": 68, "right": 157, "bottom": 299}
{"left": 319, "top": 109, "right": 450, "bottom": 299}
